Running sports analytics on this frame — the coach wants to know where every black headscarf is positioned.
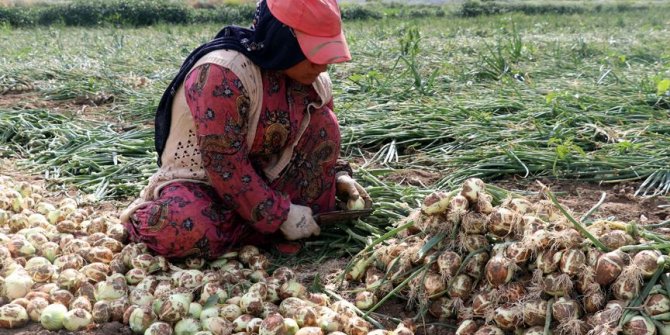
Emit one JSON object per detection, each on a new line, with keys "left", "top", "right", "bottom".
{"left": 154, "top": 0, "right": 306, "bottom": 166}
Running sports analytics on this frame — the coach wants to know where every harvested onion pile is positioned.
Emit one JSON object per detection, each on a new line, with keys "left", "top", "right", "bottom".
{"left": 0, "top": 175, "right": 411, "bottom": 335}
{"left": 343, "top": 178, "right": 670, "bottom": 335}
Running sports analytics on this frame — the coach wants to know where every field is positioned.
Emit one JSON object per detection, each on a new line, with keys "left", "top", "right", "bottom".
{"left": 1, "top": 2, "right": 670, "bottom": 335}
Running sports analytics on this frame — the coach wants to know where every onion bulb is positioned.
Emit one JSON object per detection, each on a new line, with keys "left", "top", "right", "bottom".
{"left": 260, "top": 313, "right": 286, "bottom": 335}
{"left": 62, "top": 307, "right": 92, "bottom": 331}
{"left": 202, "top": 316, "right": 234, "bottom": 335}
{"left": 27, "top": 297, "right": 49, "bottom": 322}
{"left": 144, "top": 321, "right": 174, "bottom": 335}
{"left": 455, "top": 319, "right": 478, "bottom": 335}
{"left": 622, "top": 315, "right": 656, "bottom": 335}
{"left": 174, "top": 317, "right": 201, "bottom": 334}
{"left": 4, "top": 269, "right": 33, "bottom": 300}
{"left": 40, "top": 303, "right": 67, "bottom": 330}
{"left": 0, "top": 303, "right": 29, "bottom": 329}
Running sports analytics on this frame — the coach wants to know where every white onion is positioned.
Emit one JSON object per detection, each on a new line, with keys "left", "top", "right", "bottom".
{"left": 40, "top": 304, "right": 68, "bottom": 331}
{"left": 4, "top": 269, "right": 33, "bottom": 300}
{"left": 63, "top": 307, "right": 92, "bottom": 331}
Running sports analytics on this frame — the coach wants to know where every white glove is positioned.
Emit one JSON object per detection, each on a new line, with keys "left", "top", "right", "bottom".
{"left": 280, "top": 204, "right": 321, "bottom": 241}
{"left": 336, "top": 173, "right": 372, "bottom": 210}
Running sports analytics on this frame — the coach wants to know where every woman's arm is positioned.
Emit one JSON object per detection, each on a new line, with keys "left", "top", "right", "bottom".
{"left": 183, "top": 63, "right": 291, "bottom": 234}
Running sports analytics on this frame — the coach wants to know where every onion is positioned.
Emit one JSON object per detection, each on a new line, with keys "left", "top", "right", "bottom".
{"left": 231, "top": 314, "right": 254, "bottom": 332}
{"left": 318, "top": 309, "right": 344, "bottom": 333}
{"left": 0, "top": 303, "right": 29, "bottom": 329}
{"left": 448, "top": 274, "right": 474, "bottom": 300}
{"left": 295, "top": 306, "right": 318, "bottom": 327}
{"left": 344, "top": 316, "right": 370, "bottom": 335}
{"left": 485, "top": 255, "right": 515, "bottom": 287}
{"left": 70, "top": 296, "right": 93, "bottom": 312}
{"left": 559, "top": 248, "right": 586, "bottom": 277}
{"left": 504, "top": 242, "right": 531, "bottom": 265}
{"left": 456, "top": 319, "right": 479, "bottom": 335}
{"left": 645, "top": 294, "right": 670, "bottom": 316}
{"left": 508, "top": 198, "right": 533, "bottom": 215}
{"left": 461, "top": 252, "right": 489, "bottom": 280}
{"left": 306, "top": 293, "right": 330, "bottom": 307}
{"left": 40, "top": 303, "right": 68, "bottom": 330}
{"left": 447, "top": 195, "right": 470, "bottom": 225}
{"left": 487, "top": 207, "right": 519, "bottom": 238}
{"left": 543, "top": 273, "right": 573, "bottom": 297}
{"left": 202, "top": 316, "right": 234, "bottom": 335}
{"left": 188, "top": 302, "right": 202, "bottom": 319}
{"left": 472, "top": 292, "right": 495, "bottom": 317}
{"left": 422, "top": 191, "right": 451, "bottom": 215}
{"left": 219, "top": 304, "right": 242, "bottom": 322}
{"left": 81, "top": 262, "right": 110, "bottom": 283}
{"left": 37, "top": 241, "right": 60, "bottom": 262}
{"left": 279, "top": 280, "right": 307, "bottom": 299}
{"left": 240, "top": 292, "right": 264, "bottom": 316}
{"left": 295, "top": 327, "right": 323, "bottom": 335}
{"left": 129, "top": 306, "right": 157, "bottom": 334}
{"left": 583, "top": 284, "right": 606, "bottom": 314}
{"left": 260, "top": 313, "right": 286, "bottom": 335}
{"left": 461, "top": 212, "right": 488, "bottom": 234}
{"left": 200, "top": 282, "right": 229, "bottom": 304}
{"left": 355, "top": 291, "right": 378, "bottom": 310}
{"left": 144, "top": 321, "right": 174, "bottom": 335}
{"left": 248, "top": 254, "right": 269, "bottom": 271}
{"left": 25, "top": 257, "right": 54, "bottom": 283}
{"left": 159, "top": 289, "right": 193, "bottom": 322}
{"left": 94, "top": 277, "right": 128, "bottom": 301}
{"left": 62, "top": 307, "right": 92, "bottom": 331}
{"left": 174, "top": 317, "right": 202, "bottom": 334}
{"left": 611, "top": 265, "right": 643, "bottom": 301}
{"left": 5, "top": 269, "right": 33, "bottom": 299}
{"left": 493, "top": 304, "right": 522, "bottom": 330}
{"left": 271, "top": 267, "right": 295, "bottom": 284}
{"left": 27, "top": 296, "right": 49, "bottom": 322}
{"left": 58, "top": 268, "right": 85, "bottom": 292}
{"left": 633, "top": 250, "right": 662, "bottom": 278}
{"left": 437, "top": 251, "right": 462, "bottom": 280}
{"left": 474, "top": 325, "right": 504, "bottom": 335}
{"left": 460, "top": 235, "right": 489, "bottom": 254}
{"left": 461, "top": 178, "right": 484, "bottom": 203}
{"left": 474, "top": 192, "right": 494, "bottom": 214}
{"left": 522, "top": 300, "right": 548, "bottom": 327}
{"left": 536, "top": 249, "right": 563, "bottom": 274}
{"left": 92, "top": 300, "right": 112, "bottom": 323}
{"left": 261, "top": 302, "right": 279, "bottom": 319}
{"left": 622, "top": 315, "right": 656, "bottom": 335}
{"left": 129, "top": 288, "right": 154, "bottom": 308}
{"left": 599, "top": 230, "right": 635, "bottom": 250}
{"left": 522, "top": 326, "right": 546, "bottom": 335}
{"left": 551, "top": 297, "right": 581, "bottom": 323}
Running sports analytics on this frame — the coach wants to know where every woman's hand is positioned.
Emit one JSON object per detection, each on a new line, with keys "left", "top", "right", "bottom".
{"left": 336, "top": 173, "right": 372, "bottom": 210}
{"left": 280, "top": 204, "right": 321, "bottom": 240}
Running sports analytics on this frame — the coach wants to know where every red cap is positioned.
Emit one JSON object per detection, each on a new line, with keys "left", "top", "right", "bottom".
{"left": 267, "top": 0, "right": 352, "bottom": 65}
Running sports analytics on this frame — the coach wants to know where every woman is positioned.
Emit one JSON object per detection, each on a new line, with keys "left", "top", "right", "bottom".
{"left": 120, "top": 0, "right": 371, "bottom": 259}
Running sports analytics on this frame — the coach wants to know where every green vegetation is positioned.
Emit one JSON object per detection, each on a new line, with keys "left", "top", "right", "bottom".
{"left": 1, "top": 3, "right": 669, "bottom": 255}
